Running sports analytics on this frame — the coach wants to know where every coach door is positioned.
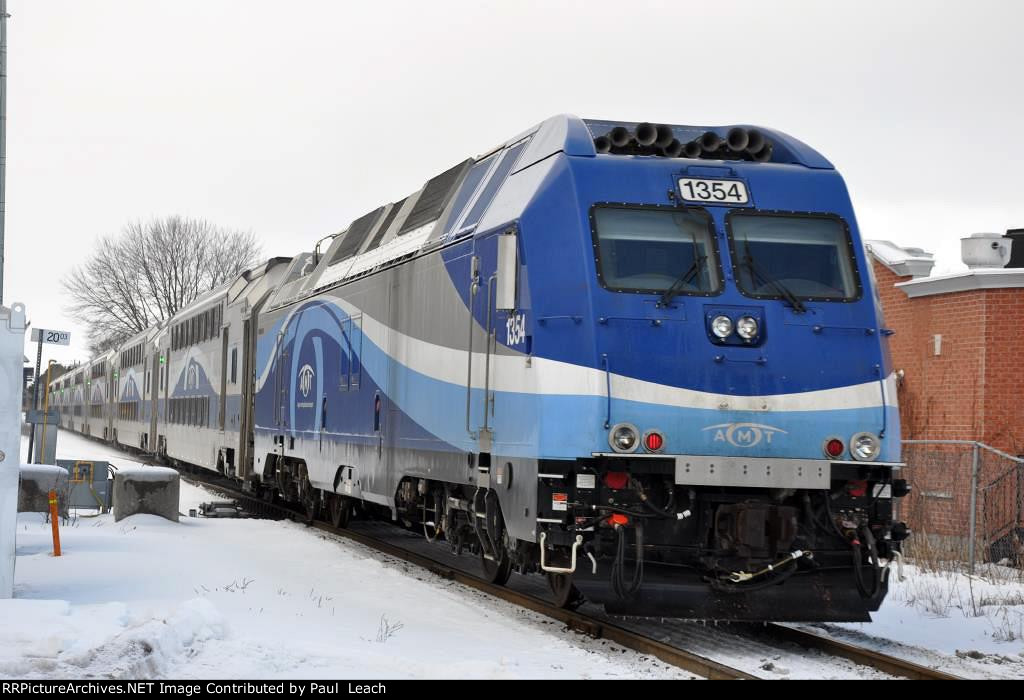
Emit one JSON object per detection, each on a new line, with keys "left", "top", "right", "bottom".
{"left": 148, "top": 351, "right": 159, "bottom": 450}
{"left": 107, "top": 367, "right": 116, "bottom": 440}
{"left": 219, "top": 328, "right": 228, "bottom": 432}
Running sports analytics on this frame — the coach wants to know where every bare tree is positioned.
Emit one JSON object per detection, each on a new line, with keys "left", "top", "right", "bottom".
{"left": 63, "top": 216, "right": 262, "bottom": 355}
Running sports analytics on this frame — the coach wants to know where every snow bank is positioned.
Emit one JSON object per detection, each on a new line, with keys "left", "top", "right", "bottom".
{"left": 18, "top": 464, "right": 70, "bottom": 517}
{"left": 19, "top": 465, "right": 68, "bottom": 479}
{"left": 0, "top": 597, "right": 226, "bottom": 678}
{"left": 115, "top": 466, "right": 179, "bottom": 481}
{"left": 113, "top": 467, "right": 180, "bottom": 523}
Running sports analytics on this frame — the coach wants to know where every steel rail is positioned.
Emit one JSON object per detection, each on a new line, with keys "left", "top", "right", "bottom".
{"left": 764, "top": 624, "right": 961, "bottom": 680}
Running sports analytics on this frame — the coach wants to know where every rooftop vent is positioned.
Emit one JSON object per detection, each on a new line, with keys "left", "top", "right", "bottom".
{"left": 961, "top": 233, "right": 1012, "bottom": 270}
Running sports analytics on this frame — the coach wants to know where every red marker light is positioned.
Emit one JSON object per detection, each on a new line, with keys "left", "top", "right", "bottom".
{"left": 603, "top": 471, "right": 629, "bottom": 490}
{"left": 824, "top": 438, "right": 845, "bottom": 458}
{"left": 608, "top": 513, "right": 629, "bottom": 527}
{"left": 644, "top": 431, "right": 664, "bottom": 452}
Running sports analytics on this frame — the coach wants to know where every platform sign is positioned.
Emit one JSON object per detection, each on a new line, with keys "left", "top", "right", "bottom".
{"left": 30, "top": 328, "right": 70, "bottom": 346}
{"left": 26, "top": 327, "right": 71, "bottom": 464}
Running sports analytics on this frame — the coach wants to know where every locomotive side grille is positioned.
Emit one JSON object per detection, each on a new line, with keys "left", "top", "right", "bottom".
{"left": 364, "top": 197, "right": 408, "bottom": 253}
{"left": 328, "top": 206, "right": 384, "bottom": 266}
{"left": 399, "top": 159, "right": 473, "bottom": 235}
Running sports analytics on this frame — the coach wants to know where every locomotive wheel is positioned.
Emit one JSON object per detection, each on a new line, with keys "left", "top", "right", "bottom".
{"left": 328, "top": 494, "right": 351, "bottom": 529}
{"left": 548, "top": 573, "right": 585, "bottom": 610}
{"left": 480, "top": 549, "right": 513, "bottom": 586}
{"left": 302, "top": 487, "right": 320, "bottom": 523}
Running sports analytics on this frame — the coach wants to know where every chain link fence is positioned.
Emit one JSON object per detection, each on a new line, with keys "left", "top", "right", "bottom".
{"left": 899, "top": 440, "right": 1024, "bottom": 573}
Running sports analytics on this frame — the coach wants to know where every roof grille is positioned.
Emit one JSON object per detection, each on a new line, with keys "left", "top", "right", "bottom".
{"left": 329, "top": 207, "right": 384, "bottom": 265}
{"left": 399, "top": 159, "right": 473, "bottom": 235}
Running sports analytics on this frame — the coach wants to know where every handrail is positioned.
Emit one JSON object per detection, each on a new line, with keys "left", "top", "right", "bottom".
{"left": 464, "top": 262, "right": 480, "bottom": 438}
{"left": 602, "top": 353, "right": 611, "bottom": 429}
{"left": 483, "top": 275, "right": 497, "bottom": 434}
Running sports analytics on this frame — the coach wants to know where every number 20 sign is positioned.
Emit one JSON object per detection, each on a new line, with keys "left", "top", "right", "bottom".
{"left": 30, "top": 328, "right": 71, "bottom": 346}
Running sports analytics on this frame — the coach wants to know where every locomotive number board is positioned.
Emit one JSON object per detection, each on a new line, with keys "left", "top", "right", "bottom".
{"left": 678, "top": 178, "right": 749, "bottom": 204}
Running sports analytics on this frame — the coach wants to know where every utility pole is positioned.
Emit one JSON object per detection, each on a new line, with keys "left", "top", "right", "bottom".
{"left": 0, "top": 0, "right": 7, "bottom": 305}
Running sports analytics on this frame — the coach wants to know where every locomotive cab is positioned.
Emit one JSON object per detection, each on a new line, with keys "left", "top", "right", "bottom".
{"left": 513, "top": 120, "right": 908, "bottom": 620}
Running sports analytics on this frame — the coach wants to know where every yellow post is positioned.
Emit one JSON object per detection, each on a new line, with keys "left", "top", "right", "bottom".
{"left": 40, "top": 360, "right": 55, "bottom": 462}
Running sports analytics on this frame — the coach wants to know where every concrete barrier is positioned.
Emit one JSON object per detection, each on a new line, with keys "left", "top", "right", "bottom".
{"left": 112, "top": 467, "right": 180, "bottom": 523}
{"left": 18, "top": 464, "right": 70, "bottom": 518}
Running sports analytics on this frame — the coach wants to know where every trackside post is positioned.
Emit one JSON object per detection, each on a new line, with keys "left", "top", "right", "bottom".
{"left": 48, "top": 489, "right": 61, "bottom": 557}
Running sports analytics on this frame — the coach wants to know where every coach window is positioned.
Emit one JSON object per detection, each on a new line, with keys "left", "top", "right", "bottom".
{"left": 230, "top": 347, "right": 238, "bottom": 384}
{"left": 591, "top": 205, "right": 721, "bottom": 296}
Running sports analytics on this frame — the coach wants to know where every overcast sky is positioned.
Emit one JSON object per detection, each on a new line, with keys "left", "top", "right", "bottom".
{"left": 7, "top": 0, "right": 1024, "bottom": 367}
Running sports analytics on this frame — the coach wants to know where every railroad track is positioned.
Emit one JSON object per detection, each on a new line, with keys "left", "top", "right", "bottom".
{"left": 177, "top": 469, "right": 957, "bottom": 680}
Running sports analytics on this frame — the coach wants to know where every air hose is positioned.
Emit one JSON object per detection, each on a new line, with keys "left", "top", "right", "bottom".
{"left": 710, "top": 549, "right": 807, "bottom": 593}
{"left": 852, "top": 526, "right": 882, "bottom": 599}
{"left": 631, "top": 478, "right": 691, "bottom": 520}
{"left": 611, "top": 521, "right": 644, "bottom": 599}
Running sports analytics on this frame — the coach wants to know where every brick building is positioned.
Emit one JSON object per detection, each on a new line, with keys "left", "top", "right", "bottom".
{"left": 867, "top": 232, "right": 1024, "bottom": 551}
{"left": 868, "top": 233, "right": 1024, "bottom": 451}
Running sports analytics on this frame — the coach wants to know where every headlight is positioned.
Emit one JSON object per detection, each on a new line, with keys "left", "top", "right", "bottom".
{"left": 711, "top": 315, "right": 733, "bottom": 339}
{"left": 608, "top": 423, "right": 639, "bottom": 453}
{"left": 736, "top": 316, "right": 759, "bottom": 340}
{"left": 850, "top": 432, "right": 881, "bottom": 461}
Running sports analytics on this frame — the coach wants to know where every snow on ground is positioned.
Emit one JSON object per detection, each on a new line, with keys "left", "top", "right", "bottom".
{"left": 6, "top": 430, "right": 1024, "bottom": 679}
{"left": 811, "top": 560, "right": 1024, "bottom": 678}
{"left": 1, "top": 431, "right": 693, "bottom": 680}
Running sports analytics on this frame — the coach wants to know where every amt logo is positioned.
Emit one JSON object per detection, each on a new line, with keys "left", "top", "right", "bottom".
{"left": 298, "top": 364, "right": 315, "bottom": 398}
{"left": 702, "top": 422, "right": 787, "bottom": 448}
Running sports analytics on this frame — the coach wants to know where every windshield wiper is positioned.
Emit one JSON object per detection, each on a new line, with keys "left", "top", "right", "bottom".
{"left": 742, "top": 255, "right": 807, "bottom": 314}
{"left": 657, "top": 255, "right": 707, "bottom": 307}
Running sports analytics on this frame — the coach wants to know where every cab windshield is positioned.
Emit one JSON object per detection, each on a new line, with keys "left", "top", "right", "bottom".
{"left": 591, "top": 206, "right": 719, "bottom": 295}
{"left": 728, "top": 212, "right": 859, "bottom": 301}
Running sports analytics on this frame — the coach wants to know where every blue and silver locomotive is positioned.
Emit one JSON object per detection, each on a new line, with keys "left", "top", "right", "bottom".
{"left": 55, "top": 115, "right": 910, "bottom": 621}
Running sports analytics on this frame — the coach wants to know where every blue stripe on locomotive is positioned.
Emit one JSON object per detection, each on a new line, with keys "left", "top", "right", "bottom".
{"left": 254, "top": 298, "right": 899, "bottom": 463}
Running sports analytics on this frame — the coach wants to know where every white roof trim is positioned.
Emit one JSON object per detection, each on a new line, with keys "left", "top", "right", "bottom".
{"left": 866, "top": 240, "right": 935, "bottom": 278}
{"left": 895, "top": 268, "right": 1024, "bottom": 298}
